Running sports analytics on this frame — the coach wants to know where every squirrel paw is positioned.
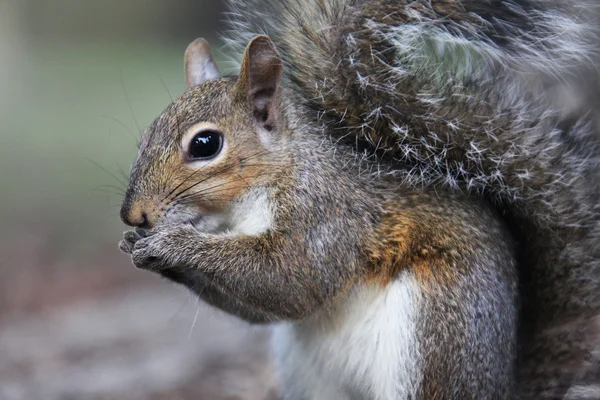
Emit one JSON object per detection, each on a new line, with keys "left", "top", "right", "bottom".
{"left": 129, "top": 225, "right": 198, "bottom": 271}
{"left": 118, "top": 228, "right": 149, "bottom": 254}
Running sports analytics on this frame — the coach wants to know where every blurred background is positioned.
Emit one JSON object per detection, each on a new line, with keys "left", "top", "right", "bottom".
{"left": 0, "top": 1, "right": 277, "bottom": 399}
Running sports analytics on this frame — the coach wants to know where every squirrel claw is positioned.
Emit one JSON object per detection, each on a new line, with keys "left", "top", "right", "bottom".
{"left": 118, "top": 239, "right": 133, "bottom": 254}
{"left": 134, "top": 227, "right": 150, "bottom": 238}
{"left": 131, "top": 238, "right": 164, "bottom": 271}
{"left": 130, "top": 229, "right": 171, "bottom": 271}
{"left": 119, "top": 228, "right": 154, "bottom": 256}
{"left": 123, "top": 230, "right": 142, "bottom": 242}
{"left": 119, "top": 229, "right": 145, "bottom": 255}
{"left": 129, "top": 225, "right": 200, "bottom": 271}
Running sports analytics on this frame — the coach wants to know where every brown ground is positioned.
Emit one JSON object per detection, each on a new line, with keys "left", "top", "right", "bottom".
{"left": 0, "top": 237, "right": 279, "bottom": 400}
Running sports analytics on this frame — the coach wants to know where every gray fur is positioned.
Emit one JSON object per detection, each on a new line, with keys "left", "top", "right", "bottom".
{"left": 225, "top": 1, "right": 600, "bottom": 397}
{"left": 121, "top": 98, "right": 518, "bottom": 397}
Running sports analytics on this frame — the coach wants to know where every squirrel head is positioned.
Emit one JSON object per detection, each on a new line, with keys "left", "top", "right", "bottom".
{"left": 120, "top": 36, "right": 286, "bottom": 229}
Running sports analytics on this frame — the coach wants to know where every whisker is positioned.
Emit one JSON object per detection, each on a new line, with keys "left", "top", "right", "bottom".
{"left": 176, "top": 180, "right": 236, "bottom": 203}
{"left": 157, "top": 76, "right": 175, "bottom": 103}
{"left": 175, "top": 193, "right": 234, "bottom": 205}
{"left": 235, "top": 163, "right": 286, "bottom": 168}
{"left": 97, "top": 184, "right": 127, "bottom": 193}
{"left": 164, "top": 165, "right": 229, "bottom": 205}
{"left": 169, "top": 160, "right": 237, "bottom": 202}
{"left": 188, "top": 299, "right": 200, "bottom": 339}
{"left": 85, "top": 157, "right": 128, "bottom": 189}
{"left": 236, "top": 173, "right": 251, "bottom": 189}
{"left": 120, "top": 70, "right": 142, "bottom": 135}
{"left": 117, "top": 165, "right": 130, "bottom": 183}
{"left": 174, "top": 171, "right": 262, "bottom": 202}
{"left": 101, "top": 115, "right": 140, "bottom": 147}
{"left": 177, "top": 167, "right": 278, "bottom": 202}
{"left": 165, "top": 148, "right": 274, "bottom": 208}
{"left": 93, "top": 188, "right": 126, "bottom": 196}
{"left": 168, "top": 295, "right": 191, "bottom": 322}
{"left": 161, "top": 168, "right": 205, "bottom": 204}
{"left": 160, "top": 142, "right": 247, "bottom": 204}
{"left": 176, "top": 173, "right": 272, "bottom": 204}
{"left": 183, "top": 185, "right": 252, "bottom": 204}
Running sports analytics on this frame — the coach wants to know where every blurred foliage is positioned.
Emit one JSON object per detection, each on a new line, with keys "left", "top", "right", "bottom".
{"left": 0, "top": 5, "right": 277, "bottom": 400}
{"left": 0, "top": 0, "right": 228, "bottom": 251}
{"left": 15, "top": 0, "right": 226, "bottom": 42}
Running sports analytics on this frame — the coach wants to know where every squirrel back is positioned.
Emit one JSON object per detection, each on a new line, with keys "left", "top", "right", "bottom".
{"left": 225, "top": 0, "right": 600, "bottom": 397}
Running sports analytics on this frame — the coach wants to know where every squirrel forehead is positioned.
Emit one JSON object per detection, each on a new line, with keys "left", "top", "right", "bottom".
{"left": 163, "top": 77, "right": 240, "bottom": 131}
{"left": 141, "top": 77, "right": 248, "bottom": 151}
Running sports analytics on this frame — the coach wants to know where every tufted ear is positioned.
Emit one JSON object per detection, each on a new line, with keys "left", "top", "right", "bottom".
{"left": 237, "top": 35, "right": 283, "bottom": 131}
{"left": 184, "top": 38, "right": 220, "bottom": 88}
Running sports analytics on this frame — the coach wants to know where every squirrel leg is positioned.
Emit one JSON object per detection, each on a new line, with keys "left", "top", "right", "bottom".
{"left": 120, "top": 227, "right": 276, "bottom": 322}
{"left": 128, "top": 224, "right": 356, "bottom": 321}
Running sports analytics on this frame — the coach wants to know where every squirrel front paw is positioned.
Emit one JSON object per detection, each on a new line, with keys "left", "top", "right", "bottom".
{"left": 122, "top": 225, "right": 199, "bottom": 271}
{"left": 118, "top": 228, "right": 149, "bottom": 254}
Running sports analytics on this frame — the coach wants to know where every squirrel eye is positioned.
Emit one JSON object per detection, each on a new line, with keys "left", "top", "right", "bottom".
{"left": 188, "top": 130, "right": 223, "bottom": 160}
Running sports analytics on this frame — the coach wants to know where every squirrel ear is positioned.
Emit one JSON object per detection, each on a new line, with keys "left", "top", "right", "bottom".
{"left": 238, "top": 35, "right": 283, "bottom": 130}
{"left": 184, "top": 38, "right": 220, "bottom": 88}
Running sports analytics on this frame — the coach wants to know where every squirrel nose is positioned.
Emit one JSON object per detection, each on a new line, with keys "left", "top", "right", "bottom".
{"left": 120, "top": 203, "right": 152, "bottom": 229}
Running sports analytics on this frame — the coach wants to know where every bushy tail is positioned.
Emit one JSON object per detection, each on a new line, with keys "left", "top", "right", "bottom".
{"left": 226, "top": 0, "right": 600, "bottom": 209}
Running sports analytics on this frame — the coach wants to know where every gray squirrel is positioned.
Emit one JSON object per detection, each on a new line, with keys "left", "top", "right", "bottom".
{"left": 119, "top": 1, "right": 600, "bottom": 399}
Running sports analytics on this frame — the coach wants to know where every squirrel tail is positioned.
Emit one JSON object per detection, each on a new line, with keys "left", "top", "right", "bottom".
{"left": 225, "top": 0, "right": 599, "bottom": 138}
{"left": 225, "top": 0, "right": 600, "bottom": 204}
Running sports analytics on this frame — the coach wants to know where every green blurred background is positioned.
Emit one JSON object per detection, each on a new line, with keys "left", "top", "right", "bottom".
{"left": 0, "top": 0, "right": 227, "bottom": 251}
{"left": 0, "top": 1, "right": 277, "bottom": 399}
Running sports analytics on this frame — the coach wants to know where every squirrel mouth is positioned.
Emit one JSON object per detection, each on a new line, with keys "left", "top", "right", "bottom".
{"left": 188, "top": 214, "right": 230, "bottom": 234}
{"left": 158, "top": 208, "right": 204, "bottom": 228}
{"left": 184, "top": 216, "right": 204, "bottom": 228}
{"left": 161, "top": 207, "right": 229, "bottom": 233}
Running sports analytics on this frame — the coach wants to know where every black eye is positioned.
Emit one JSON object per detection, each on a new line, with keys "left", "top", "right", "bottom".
{"left": 188, "top": 130, "right": 223, "bottom": 160}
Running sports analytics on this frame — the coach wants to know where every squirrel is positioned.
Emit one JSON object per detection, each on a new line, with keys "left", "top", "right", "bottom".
{"left": 119, "top": 0, "right": 600, "bottom": 398}
{"left": 119, "top": 36, "right": 518, "bottom": 398}
{"left": 221, "top": 0, "right": 600, "bottom": 398}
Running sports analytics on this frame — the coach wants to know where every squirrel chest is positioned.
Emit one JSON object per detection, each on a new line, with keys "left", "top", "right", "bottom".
{"left": 272, "top": 274, "right": 421, "bottom": 400}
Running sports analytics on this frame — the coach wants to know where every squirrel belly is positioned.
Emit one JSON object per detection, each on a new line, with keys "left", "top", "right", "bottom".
{"left": 272, "top": 275, "right": 422, "bottom": 400}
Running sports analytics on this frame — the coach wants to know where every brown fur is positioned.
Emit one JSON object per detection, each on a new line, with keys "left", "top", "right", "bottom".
{"left": 121, "top": 78, "right": 289, "bottom": 228}
{"left": 119, "top": 33, "right": 518, "bottom": 398}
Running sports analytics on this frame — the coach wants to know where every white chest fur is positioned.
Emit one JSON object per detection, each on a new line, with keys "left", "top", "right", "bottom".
{"left": 191, "top": 187, "right": 274, "bottom": 236}
{"left": 227, "top": 188, "right": 273, "bottom": 235}
{"left": 272, "top": 272, "right": 422, "bottom": 400}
